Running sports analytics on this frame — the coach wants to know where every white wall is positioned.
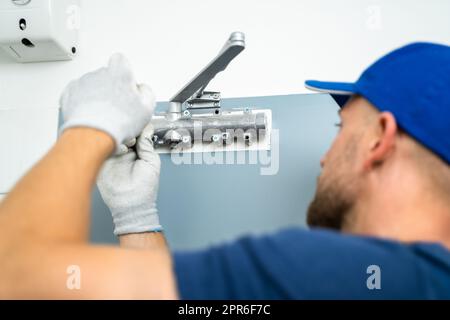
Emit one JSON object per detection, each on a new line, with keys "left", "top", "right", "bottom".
{"left": 0, "top": 0, "right": 449, "bottom": 192}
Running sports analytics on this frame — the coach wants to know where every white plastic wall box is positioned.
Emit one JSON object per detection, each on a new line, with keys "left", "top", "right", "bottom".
{"left": 0, "top": 0, "right": 80, "bottom": 62}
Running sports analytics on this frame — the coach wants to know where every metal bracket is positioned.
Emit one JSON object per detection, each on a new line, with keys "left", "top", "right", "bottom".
{"left": 152, "top": 32, "right": 272, "bottom": 153}
{"left": 187, "top": 91, "right": 221, "bottom": 110}
{"left": 169, "top": 31, "right": 245, "bottom": 114}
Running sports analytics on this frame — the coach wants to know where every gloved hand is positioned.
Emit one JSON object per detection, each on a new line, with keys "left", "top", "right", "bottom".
{"left": 97, "top": 123, "right": 162, "bottom": 236}
{"left": 60, "top": 53, "right": 155, "bottom": 153}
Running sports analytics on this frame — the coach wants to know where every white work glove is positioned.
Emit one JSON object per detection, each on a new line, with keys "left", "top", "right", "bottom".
{"left": 97, "top": 124, "right": 162, "bottom": 236}
{"left": 60, "top": 53, "right": 155, "bottom": 153}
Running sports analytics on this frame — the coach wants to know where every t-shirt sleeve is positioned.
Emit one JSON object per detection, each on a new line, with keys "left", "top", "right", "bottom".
{"left": 173, "top": 228, "right": 429, "bottom": 299}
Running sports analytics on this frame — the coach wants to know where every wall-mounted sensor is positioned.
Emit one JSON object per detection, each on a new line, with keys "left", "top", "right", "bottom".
{"left": 0, "top": 0, "right": 80, "bottom": 63}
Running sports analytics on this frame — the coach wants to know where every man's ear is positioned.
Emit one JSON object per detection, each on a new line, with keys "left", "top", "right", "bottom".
{"left": 363, "top": 111, "right": 398, "bottom": 170}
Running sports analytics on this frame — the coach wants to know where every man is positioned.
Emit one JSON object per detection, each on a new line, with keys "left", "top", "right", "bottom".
{"left": 0, "top": 43, "right": 449, "bottom": 299}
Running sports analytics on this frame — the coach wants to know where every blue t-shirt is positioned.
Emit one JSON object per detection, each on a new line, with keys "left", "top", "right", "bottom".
{"left": 174, "top": 228, "right": 450, "bottom": 299}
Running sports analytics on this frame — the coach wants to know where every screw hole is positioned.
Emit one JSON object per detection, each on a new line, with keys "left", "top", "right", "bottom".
{"left": 214, "top": 109, "right": 220, "bottom": 115}
{"left": 71, "top": 47, "right": 77, "bottom": 54}
{"left": 19, "top": 18, "right": 26, "bottom": 30}
{"left": 21, "top": 38, "right": 34, "bottom": 48}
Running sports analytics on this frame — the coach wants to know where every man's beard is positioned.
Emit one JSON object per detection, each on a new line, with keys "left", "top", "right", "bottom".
{"left": 306, "top": 138, "right": 359, "bottom": 230}
{"left": 306, "top": 177, "right": 355, "bottom": 230}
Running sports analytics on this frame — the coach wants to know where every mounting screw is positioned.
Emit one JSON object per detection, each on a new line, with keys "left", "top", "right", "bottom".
{"left": 19, "top": 18, "right": 26, "bottom": 30}
{"left": 222, "top": 132, "right": 230, "bottom": 142}
{"left": 183, "top": 110, "right": 191, "bottom": 117}
{"left": 244, "top": 133, "right": 252, "bottom": 145}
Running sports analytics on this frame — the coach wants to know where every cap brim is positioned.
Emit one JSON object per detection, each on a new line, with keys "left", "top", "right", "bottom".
{"left": 305, "top": 80, "right": 357, "bottom": 107}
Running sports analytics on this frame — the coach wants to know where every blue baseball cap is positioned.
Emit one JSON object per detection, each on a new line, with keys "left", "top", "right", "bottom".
{"left": 305, "top": 42, "right": 450, "bottom": 164}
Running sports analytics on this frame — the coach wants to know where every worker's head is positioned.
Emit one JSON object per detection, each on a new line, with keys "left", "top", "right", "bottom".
{"left": 304, "top": 42, "right": 450, "bottom": 232}
{"left": 306, "top": 95, "right": 450, "bottom": 230}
